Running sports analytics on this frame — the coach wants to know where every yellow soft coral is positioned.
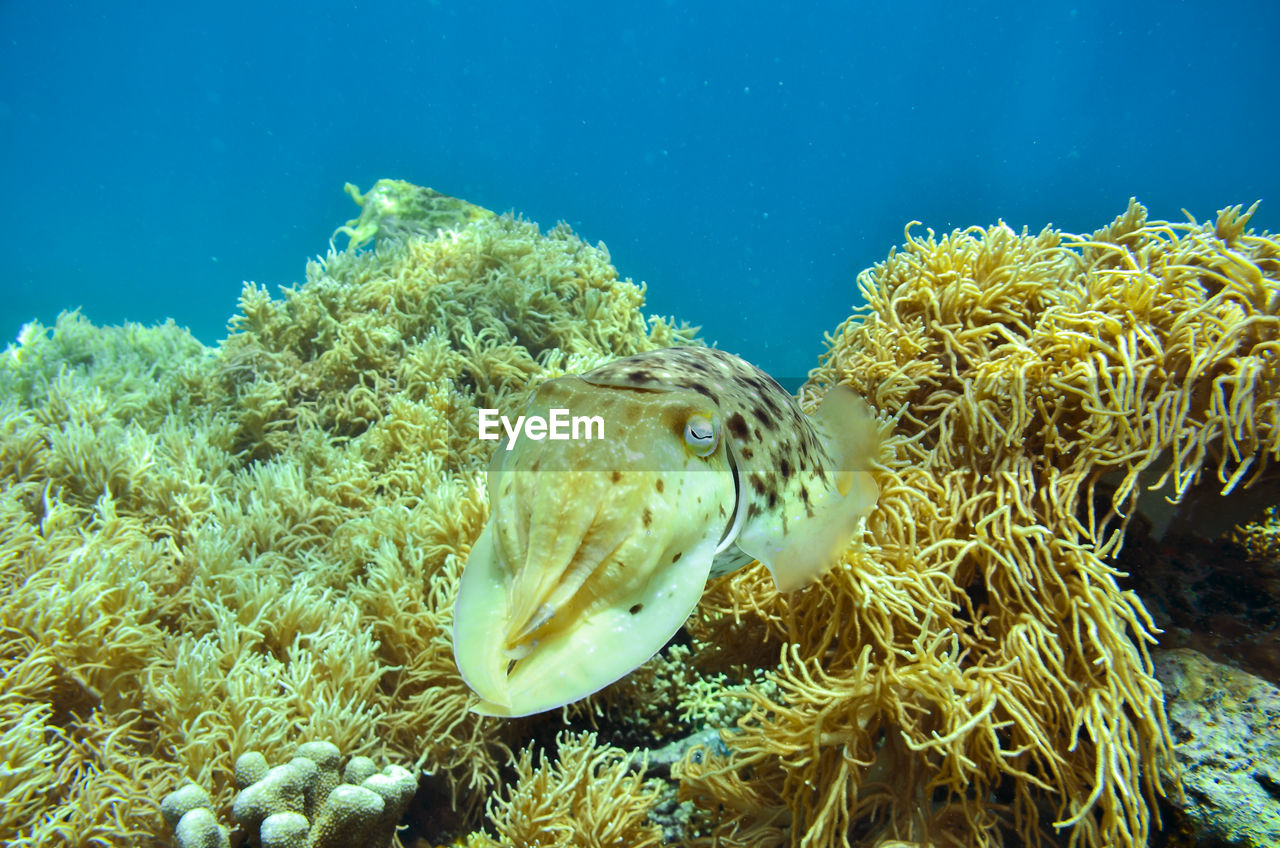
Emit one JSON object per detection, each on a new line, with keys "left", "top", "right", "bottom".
{"left": 468, "top": 731, "right": 663, "bottom": 848}
{"left": 678, "top": 199, "right": 1280, "bottom": 848}
{"left": 0, "top": 182, "right": 696, "bottom": 845}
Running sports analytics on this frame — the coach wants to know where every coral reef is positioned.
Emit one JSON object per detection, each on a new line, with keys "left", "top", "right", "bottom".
{"left": 677, "top": 199, "right": 1280, "bottom": 847}
{"left": 4, "top": 182, "right": 1279, "bottom": 848}
{"left": 0, "top": 184, "right": 692, "bottom": 845}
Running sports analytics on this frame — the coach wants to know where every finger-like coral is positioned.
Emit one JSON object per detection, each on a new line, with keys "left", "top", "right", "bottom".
{"left": 162, "top": 742, "right": 416, "bottom": 848}
{"left": 677, "top": 199, "right": 1280, "bottom": 847}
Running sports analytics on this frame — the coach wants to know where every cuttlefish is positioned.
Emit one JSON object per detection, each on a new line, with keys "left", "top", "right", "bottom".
{"left": 452, "top": 346, "right": 879, "bottom": 717}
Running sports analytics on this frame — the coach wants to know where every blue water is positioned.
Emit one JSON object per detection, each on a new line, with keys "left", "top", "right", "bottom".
{"left": 2, "top": 1, "right": 1277, "bottom": 380}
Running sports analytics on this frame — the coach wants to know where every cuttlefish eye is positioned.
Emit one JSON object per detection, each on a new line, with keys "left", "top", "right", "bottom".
{"left": 683, "top": 413, "right": 719, "bottom": 456}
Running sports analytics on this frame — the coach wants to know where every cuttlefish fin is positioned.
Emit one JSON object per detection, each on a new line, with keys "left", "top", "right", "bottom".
{"left": 765, "top": 469, "right": 878, "bottom": 592}
{"left": 814, "top": 385, "right": 880, "bottom": 486}
{"left": 453, "top": 526, "right": 720, "bottom": 717}
{"left": 740, "top": 385, "right": 881, "bottom": 593}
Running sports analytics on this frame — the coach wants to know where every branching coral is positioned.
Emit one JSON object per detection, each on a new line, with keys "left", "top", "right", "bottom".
{"left": 0, "top": 310, "right": 208, "bottom": 416}
{"left": 677, "top": 199, "right": 1280, "bottom": 848}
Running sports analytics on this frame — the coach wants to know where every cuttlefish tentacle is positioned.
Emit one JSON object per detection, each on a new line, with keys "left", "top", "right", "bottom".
{"left": 453, "top": 347, "right": 878, "bottom": 717}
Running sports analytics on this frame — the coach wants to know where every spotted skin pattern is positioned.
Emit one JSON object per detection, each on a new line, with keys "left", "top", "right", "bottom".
{"left": 588, "top": 347, "right": 843, "bottom": 564}
{"left": 452, "top": 347, "right": 879, "bottom": 717}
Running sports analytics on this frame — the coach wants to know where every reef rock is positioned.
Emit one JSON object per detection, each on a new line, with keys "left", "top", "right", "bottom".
{"left": 1154, "top": 648, "right": 1280, "bottom": 847}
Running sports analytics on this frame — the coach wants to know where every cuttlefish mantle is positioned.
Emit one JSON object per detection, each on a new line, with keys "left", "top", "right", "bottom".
{"left": 452, "top": 346, "right": 879, "bottom": 717}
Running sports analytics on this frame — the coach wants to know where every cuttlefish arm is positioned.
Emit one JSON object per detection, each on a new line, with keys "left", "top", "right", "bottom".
{"left": 453, "top": 479, "right": 728, "bottom": 716}
{"left": 452, "top": 347, "right": 878, "bottom": 717}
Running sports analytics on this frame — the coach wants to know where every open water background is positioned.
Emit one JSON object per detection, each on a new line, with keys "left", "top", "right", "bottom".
{"left": 2, "top": 1, "right": 1277, "bottom": 379}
